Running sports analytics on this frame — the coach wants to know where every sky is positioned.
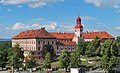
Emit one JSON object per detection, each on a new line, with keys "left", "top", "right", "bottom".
{"left": 0, "top": 0, "right": 120, "bottom": 38}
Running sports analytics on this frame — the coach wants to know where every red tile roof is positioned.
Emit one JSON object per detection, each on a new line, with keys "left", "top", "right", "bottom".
{"left": 83, "top": 31, "right": 114, "bottom": 39}
{"left": 50, "top": 31, "right": 114, "bottom": 39}
{"left": 50, "top": 32, "right": 74, "bottom": 39}
{"left": 12, "top": 28, "right": 114, "bottom": 40}
{"left": 57, "top": 41, "right": 76, "bottom": 46}
{"left": 12, "top": 28, "right": 56, "bottom": 39}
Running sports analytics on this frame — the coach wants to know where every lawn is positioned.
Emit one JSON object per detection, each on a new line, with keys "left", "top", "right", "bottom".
{"left": 34, "top": 71, "right": 70, "bottom": 73}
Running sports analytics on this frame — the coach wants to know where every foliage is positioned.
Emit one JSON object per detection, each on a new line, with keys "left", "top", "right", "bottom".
{"left": 116, "top": 36, "right": 120, "bottom": 56}
{"left": 70, "top": 51, "right": 81, "bottom": 68}
{"left": 77, "top": 41, "right": 87, "bottom": 56}
{"left": 86, "top": 36, "right": 101, "bottom": 57}
{"left": 7, "top": 43, "right": 24, "bottom": 70}
{"left": 100, "top": 39, "right": 120, "bottom": 71}
{"left": 0, "top": 41, "right": 11, "bottom": 69}
{"left": 59, "top": 50, "right": 71, "bottom": 72}
{"left": 43, "top": 52, "right": 52, "bottom": 69}
{"left": 25, "top": 54, "right": 37, "bottom": 69}
{"left": 41, "top": 45, "right": 56, "bottom": 60}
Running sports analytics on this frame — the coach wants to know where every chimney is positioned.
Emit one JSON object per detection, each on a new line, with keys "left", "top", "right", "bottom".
{"left": 41, "top": 27, "right": 45, "bottom": 30}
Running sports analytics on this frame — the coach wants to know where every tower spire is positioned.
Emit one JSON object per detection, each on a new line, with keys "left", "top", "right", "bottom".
{"left": 78, "top": 14, "right": 79, "bottom": 17}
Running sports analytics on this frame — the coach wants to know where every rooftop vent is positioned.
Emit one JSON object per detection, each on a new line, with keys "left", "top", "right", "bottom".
{"left": 41, "top": 27, "right": 45, "bottom": 30}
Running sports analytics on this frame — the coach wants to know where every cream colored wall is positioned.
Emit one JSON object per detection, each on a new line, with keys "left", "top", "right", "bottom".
{"left": 12, "top": 39, "right": 37, "bottom": 57}
{"left": 84, "top": 39, "right": 93, "bottom": 42}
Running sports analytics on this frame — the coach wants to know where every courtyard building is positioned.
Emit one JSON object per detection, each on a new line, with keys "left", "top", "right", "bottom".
{"left": 12, "top": 16, "right": 114, "bottom": 63}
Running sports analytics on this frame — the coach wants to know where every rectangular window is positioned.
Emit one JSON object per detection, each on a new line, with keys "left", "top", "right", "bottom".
{"left": 48, "top": 41, "right": 49, "bottom": 45}
{"left": 52, "top": 41, "right": 54, "bottom": 44}
{"left": 38, "top": 41, "right": 40, "bottom": 44}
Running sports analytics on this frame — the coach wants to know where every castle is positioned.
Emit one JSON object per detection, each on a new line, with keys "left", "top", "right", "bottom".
{"left": 12, "top": 16, "right": 114, "bottom": 62}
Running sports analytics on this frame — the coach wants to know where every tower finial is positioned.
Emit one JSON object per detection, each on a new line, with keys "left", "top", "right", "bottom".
{"left": 78, "top": 14, "right": 79, "bottom": 17}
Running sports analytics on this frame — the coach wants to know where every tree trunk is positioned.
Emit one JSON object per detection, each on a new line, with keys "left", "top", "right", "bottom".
{"left": 65, "top": 67, "right": 67, "bottom": 72}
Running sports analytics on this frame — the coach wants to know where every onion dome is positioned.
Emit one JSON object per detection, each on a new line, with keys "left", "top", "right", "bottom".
{"left": 74, "top": 15, "right": 83, "bottom": 29}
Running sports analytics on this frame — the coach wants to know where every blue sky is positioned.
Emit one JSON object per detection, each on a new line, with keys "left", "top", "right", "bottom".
{"left": 0, "top": 0, "right": 120, "bottom": 38}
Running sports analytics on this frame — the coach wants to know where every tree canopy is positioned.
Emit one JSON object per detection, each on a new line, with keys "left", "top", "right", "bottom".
{"left": 8, "top": 44, "right": 24, "bottom": 70}
{"left": 59, "top": 50, "right": 71, "bottom": 72}
{"left": 100, "top": 39, "right": 120, "bottom": 72}
{"left": 43, "top": 52, "right": 52, "bottom": 69}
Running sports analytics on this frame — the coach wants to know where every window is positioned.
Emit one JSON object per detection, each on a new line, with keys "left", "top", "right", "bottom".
{"left": 48, "top": 41, "right": 49, "bottom": 45}
{"left": 52, "top": 41, "right": 54, "bottom": 44}
{"left": 38, "top": 46, "right": 40, "bottom": 50}
{"left": 38, "top": 41, "right": 40, "bottom": 44}
{"left": 43, "top": 41, "right": 45, "bottom": 45}
{"left": 57, "top": 52, "right": 59, "bottom": 54}
{"left": 57, "top": 46, "right": 59, "bottom": 50}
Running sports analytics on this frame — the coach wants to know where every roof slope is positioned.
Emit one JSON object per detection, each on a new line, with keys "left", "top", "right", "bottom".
{"left": 83, "top": 31, "right": 114, "bottom": 39}
{"left": 12, "top": 28, "right": 56, "bottom": 39}
{"left": 50, "top": 31, "right": 114, "bottom": 39}
{"left": 12, "top": 28, "right": 114, "bottom": 39}
{"left": 50, "top": 32, "right": 74, "bottom": 39}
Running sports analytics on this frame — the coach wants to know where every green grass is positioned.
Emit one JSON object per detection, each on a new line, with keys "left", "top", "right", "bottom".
{"left": 51, "top": 61, "right": 60, "bottom": 68}
{"left": 33, "top": 70, "right": 69, "bottom": 73}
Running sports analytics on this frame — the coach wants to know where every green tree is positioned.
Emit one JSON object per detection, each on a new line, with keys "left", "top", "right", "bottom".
{"left": 0, "top": 44, "right": 7, "bottom": 69}
{"left": 116, "top": 36, "right": 120, "bottom": 56}
{"left": 8, "top": 43, "right": 24, "bottom": 70}
{"left": 42, "top": 45, "right": 56, "bottom": 60}
{"left": 0, "top": 41, "right": 11, "bottom": 70}
{"left": 70, "top": 49, "right": 81, "bottom": 68}
{"left": 100, "top": 39, "right": 119, "bottom": 72}
{"left": 59, "top": 50, "right": 71, "bottom": 72}
{"left": 43, "top": 52, "right": 52, "bottom": 69}
{"left": 77, "top": 41, "right": 87, "bottom": 56}
{"left": 25, "top": 53, "right": 37, "bottom": 71}
{"left": 86, "top": 36, "right": 101, "bottom": 57}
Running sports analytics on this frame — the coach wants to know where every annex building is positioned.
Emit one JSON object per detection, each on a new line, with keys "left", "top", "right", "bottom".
{"left": 12, "top": 16, "right": 114, "bottom": 62}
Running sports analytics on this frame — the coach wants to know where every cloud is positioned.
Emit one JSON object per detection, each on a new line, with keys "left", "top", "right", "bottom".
{"left": 45, "top": 22, "right": 57, "bottom": 30}
{"left": 6, "top": 21, "right": 74, "bottom": 32}
{"left": 18, "top": 5, "right": 23, "bottom": 8}
{"left": 8, "top": 9, "right": 11, "bottom": 12}
{"left": 81, "top": 16, "right": 96, "bottom": 20}
{"left": 33, "top": 18, "right": 43, "bottom": 21}
{"left": 0, "top": 0, "right": 64, "bottom": 8}
{"left": 115, "top": 26, "right": 120, "bottom": 30}
{"left": 116, "top": 10, "right": 120, "bottom": 13}
{"left": 84, "top": 0, "right": 105, "bottom": 7}
{"left": 84, "top": 0, "right": 120, "bottom": 8}
{"left": 11, "top": 23, "right": 30, "bottom": 30}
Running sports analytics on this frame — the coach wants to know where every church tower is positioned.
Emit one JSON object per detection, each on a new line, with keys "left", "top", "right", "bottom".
{"left": 72, "top": 15, "right": 83, "bottom": 44}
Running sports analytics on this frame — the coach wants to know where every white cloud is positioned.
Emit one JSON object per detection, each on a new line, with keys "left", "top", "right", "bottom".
{"left": 33, "top": 18, "right": 43, "bottom": 21}
{"left": 117, "top": 10, "right": 120, "bottom": 13}
{"left": 18, "top": 5, "right": 23, "bottom": 8}
{"left": 84, "top": 0, "right": 120, "bottom": 13}
{"left": 6, "top": 21, "right": 74, "bottom": 32}
{"left": 8, "top": 9, "right": 11, "bottom": 12}
{"left": 45, "top": 22, "right": 57, "bottom": 30}
{"left": 32, "top": 24, "right": 41, "bottom": 28}
{"left": 81, "top": 16, "right": 96, "bottom": 20}
{"left": 115, "top": 26, "right": 120, "bottom": 29}
{"left": 0, "top": 0, "right": 64, "bottom": 8}
{"left": 11, "top": 22, "right": 30, "bottom": 30}
{"left": 84, "top": 0, "right": 105, "bottom": 7}
{"left": 84, "top": 0, "right": 120, "bottom": 8}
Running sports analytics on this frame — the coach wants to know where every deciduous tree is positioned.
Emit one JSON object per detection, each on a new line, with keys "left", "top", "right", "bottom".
{"left": 100, "top": 39, "right": 119, "bottom": 72}
{"left": 59, "top": 50, "right": 71, "bottom": 72}
{"left": 8, "top": 44, "right": 24, "bottom": 70}
{"left": 43, "top": 52, "right": 52, "bottom": 69}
